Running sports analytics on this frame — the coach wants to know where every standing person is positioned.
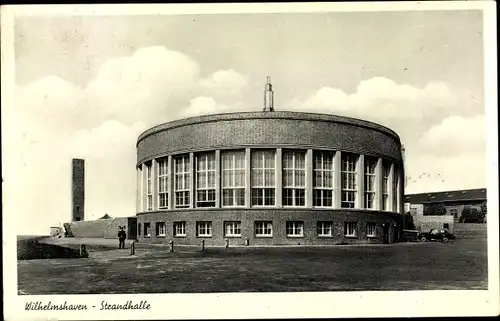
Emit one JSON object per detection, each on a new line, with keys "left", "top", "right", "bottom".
{"left": 118, "top": 227, "right": 127, "bottom": 249}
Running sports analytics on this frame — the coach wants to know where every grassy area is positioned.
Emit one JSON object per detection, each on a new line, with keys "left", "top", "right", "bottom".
{"left": 17, "top": 238, "right": 487, "bottom": 294}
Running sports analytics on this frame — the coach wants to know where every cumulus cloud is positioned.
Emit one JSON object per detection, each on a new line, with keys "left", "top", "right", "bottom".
{"left": 287, "top": 77, "right": 486, "bottom": 194}
{"left": 7, "top": 46, "right": 252, "bottom": 235}
{"left": 83, "top": 46, "right": 201, "bottom": 127}
{"left": 180, "top": 96, "right": 230, "bottom": 118}
{"left": 402, "top": 114, "right": 486, "bottom": 193}
{"left": 404, "top": 153, "right": 486, "bottom": 194}
{"left": 286, "top": 77, "right": 461, "bottom": 141}
{"left": 198, "top": 69, "right": 249, "bottom": 99}
{"left": 416, "top": 115, "right": 486, "bottom": 156}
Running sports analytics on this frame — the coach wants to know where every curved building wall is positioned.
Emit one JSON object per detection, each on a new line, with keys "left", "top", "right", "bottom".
{"left": 137, "top": 112, "right": 402, "bottom": 164}
{"left": 135, "top": 111, "right": 405, "bottom": 245}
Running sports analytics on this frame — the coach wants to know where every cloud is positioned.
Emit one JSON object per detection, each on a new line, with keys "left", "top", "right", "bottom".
{"left": 404, "top": 153, "right": 486, "bottom": 194}
{"left": 180, "top": 96, "right": 230, "bottom": 118}
{"left": 83, "top": 46, "right": 201, "bottom": 127}
{"left": 402, "top": 115, "right": 486, "bottom": 194}
{"left": 7, "top": 46, "right": 251, "bottom": 234}
{"left": 286, "top": 77, "right": 461, "bottom": 141}
{"left": 416, "top": 115, "right": 485, "bottom": 156}
{"left": 287, "top": 77, "right": 486, "bottom": 194}
{"left": 198, "top": 69, "right": 249, "bottom": 99}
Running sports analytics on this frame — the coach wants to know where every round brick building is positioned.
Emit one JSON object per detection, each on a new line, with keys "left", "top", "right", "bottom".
{"left": 135, "top": 110, "right": 405, "bottom": 246}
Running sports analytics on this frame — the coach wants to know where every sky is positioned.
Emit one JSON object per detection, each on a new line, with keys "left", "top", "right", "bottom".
{"left": 4, "top": 9, "right": 488, "bottom": 235}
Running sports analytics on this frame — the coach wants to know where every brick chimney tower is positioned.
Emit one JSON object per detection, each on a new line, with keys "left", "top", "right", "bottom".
{"left": 71, "top": 158, "right": 85, "bottom": 222}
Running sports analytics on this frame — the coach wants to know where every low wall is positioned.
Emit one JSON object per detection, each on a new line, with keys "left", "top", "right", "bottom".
{"left": 454, "top": 223, "right": 487, "bottom": 239}
{"left": 17, "top": 236, "right": 87, "bottom": 260}
{"left": 64, "top": 218, "right": 130, "bottom": 239}
{"left": 65, "top": 219, "right": 113, "bottom": 238}
{"left": 102, "top": 218, "right": 129, "bottom": 239}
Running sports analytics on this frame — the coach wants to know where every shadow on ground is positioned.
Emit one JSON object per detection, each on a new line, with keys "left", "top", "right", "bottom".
{"left": 17, "top": 236, "right": 88, "bottom": 260}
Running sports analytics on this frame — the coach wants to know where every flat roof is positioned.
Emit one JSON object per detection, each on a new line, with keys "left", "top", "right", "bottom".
{"left": 404, "top": 188, "right": 487, "bottom": 204}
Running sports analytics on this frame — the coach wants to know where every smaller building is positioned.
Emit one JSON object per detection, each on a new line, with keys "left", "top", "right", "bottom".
{"left": 404, "top": 188, "right": 487, "bottom": 232}
{"left": 406, "top": 204, "right": 455, "bottom": 233}
{"left": 62, "top": 216, "right": 138, "bottom": 240}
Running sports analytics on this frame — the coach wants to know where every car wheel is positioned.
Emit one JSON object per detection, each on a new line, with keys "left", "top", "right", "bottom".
{"left": 442, "top": 237, "right": 449, "bottom": 243}
{"left": 420, "top": 236, "right": 427, "bottom": 242}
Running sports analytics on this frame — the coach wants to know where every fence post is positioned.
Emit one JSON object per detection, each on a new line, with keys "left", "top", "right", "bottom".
{"left": 169, "top": 240, "right": 174, "bottom": 253}
{"left": 79, "top": 244, "right": 87, "bottom": 257}
{"left": 130, "top": 241, "right": 135, "bottom": 255}
{"left": 201, "top": 239, "right": 205, "bottom": 251}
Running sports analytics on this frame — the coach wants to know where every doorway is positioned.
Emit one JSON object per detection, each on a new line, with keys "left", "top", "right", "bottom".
{"left": 382, "top": 223, "right": 390, "bottom": 244}
{"left": 127, "top": 217, "right": 138, "bottom": 240}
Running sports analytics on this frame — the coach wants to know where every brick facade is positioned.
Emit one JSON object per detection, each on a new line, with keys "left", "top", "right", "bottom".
{"left": 137, "top": 112, "right": 402, "bottom": 164}
{"left": 137, "top": 208, "right": 401, "bottom": 246}
{"left": 136, "top": 111, "right": 404, "bottom": 245}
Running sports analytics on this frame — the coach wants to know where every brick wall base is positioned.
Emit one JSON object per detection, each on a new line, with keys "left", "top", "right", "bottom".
{"left": 136, "top": 208, "right": 401, "bottom": 246}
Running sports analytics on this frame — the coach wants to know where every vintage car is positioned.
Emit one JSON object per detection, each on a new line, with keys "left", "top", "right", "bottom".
{"left": 417, "top": 228, "right": 456, "bottom": 243}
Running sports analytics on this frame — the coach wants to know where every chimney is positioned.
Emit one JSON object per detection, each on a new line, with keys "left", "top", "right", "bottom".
{"left": 263, "top": 76, "right": 274, "bottom": 112}
{"left": 71, "top": 158, "right": 85, "bottom": 222}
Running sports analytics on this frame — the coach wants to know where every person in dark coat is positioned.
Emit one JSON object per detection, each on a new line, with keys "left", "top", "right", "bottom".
{"left": 118, "top": 227, "right": 127, "bottom": 249}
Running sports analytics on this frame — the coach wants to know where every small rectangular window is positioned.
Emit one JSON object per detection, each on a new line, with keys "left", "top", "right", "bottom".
{"left": 286, "top": 221, "right": 304, "bottom": 237}
{"left": 137, "top": 223, "right": 141, "bottom": 236}
{"left": 144, "top": 222, "right": 151, "bottom": 237}
{"left": 366, "top": 223, "right": 376, "bottom": 237}
{"left": 196, "top": 221, "right": 212, "bottom": 237}
{"left": 224, "top": 221, "right": 242, "bottom": 237}
{"left": 155, "top": 222, "right": 166, "bottom": 237}
{"left": 255, "top": 221, "right": 273, "bottom": 237}
{"left": 317, "top": 221, "right": 333, "bottom": 237}
{"left": 173, "top": 221, "right": 186, "bottom": 237}
{"left": 344, "top": 222, "right": 357, "bottom": 237}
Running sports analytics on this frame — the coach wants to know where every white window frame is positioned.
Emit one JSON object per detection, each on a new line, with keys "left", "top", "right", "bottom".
{"left": 282, "top": 151, "right": 306, "bottom": 207}
{"left": 382, "top": 161, "right": 390, "bottom": 211}
{"left": 146, "top": 162, "right": 153, "bottom": 211}
{"left": 364, "top": 157, "right": 377, "bottom": 209}
{"left": 144, "top": 222, "right": 151, "bottom": 237}
{"left": 344, "top": 221, "right": 357, "bottom": 237}
{"left": 255, "top": 221, "right": 273, "bottom": 237}
{"left": 317, "top": 221, "right": 333, "bottom": 237}
{"left": 224, "top": 221, "right": 242, "bottom": 237}
{"left": 157, "top": 158, "right": 168, "bottom": 209}
{"left": 251, "top": 150, "right": 276, "bottom": 207}
{"left": 341, "top": 153, "right": 358, "bottom": 209}
{"left": 196, "top": 152, "right": 216, "bottom": 208}
{"left": 366, "top": 222, "right": 376, "bottom": 237}
{"left": 221, "top": 151, "right": 246, "bottom": 207}
{"left": 173, "top": 221, "right": 186, "bottom": 237}
{"left": 156, "top": 222, "right": 166, "bottom": 237}
{"left": 196, "top": 221, "right": 212, "bottom": 237}
{"left": 174, "top": 155, "right": 191, "bottom": 209}
{"left": 313, "top": 151, "right": 334, "bottom": 208}
{"left": 286, "top": 221, "right": 304, "bottom": 237}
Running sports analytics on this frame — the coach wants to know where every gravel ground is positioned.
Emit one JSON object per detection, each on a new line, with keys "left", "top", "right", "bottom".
{"left": 17, "top": 237, "right": 488, "bottom": 294}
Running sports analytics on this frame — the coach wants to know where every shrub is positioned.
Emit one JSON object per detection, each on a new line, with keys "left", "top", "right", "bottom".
{"left": 423, "top": 203, "right": 447, "bottom": 216}
{"left": 460, "top": 206, "right": 485, "bottom": 223}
